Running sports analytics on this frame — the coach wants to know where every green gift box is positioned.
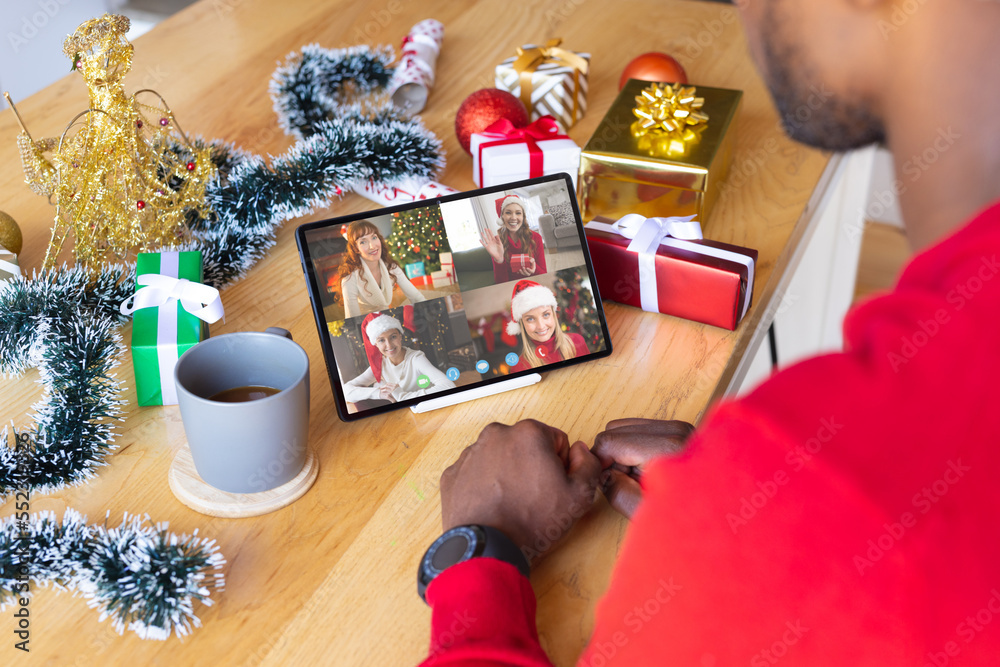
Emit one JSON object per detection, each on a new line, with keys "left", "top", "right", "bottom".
{"left": 129, "top": 250, "right": 219, "bottom": 406}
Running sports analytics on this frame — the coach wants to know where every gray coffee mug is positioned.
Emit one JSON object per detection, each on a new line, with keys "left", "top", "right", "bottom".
{"left": 174, "top": 328, "right": 310, "bottom": 493}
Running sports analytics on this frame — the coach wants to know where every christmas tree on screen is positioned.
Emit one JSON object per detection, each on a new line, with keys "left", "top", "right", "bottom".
{"left": 554, "top": 267, "right": 604, "bottom": 350}
{"left": 386, "top": 205, "right": 452, "bottom": 274}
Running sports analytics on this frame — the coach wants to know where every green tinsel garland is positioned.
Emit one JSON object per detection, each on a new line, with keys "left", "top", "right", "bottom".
{"left": 0, "top": 43, "right": 443, "bottom": 639}
{"left": 1, "top": 44, "right": 443, "bottom": 499}
{"left": 0, "top": 510, "right": 225, "bottom": 639}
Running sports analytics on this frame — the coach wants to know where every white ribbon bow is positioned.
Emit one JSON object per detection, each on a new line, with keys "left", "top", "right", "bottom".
{"left": 613, "top": 213, "right": 703, "bottom": 250}
{"left": 588, "top": 214, "right": 703, "bottom": 313}
{"left": 120, "top": 274, "right": 225, "bottom": 323}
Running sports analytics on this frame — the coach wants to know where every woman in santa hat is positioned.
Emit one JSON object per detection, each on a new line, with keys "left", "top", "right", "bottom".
{"left": 507, "top": 280, "right": 589, "bottom": 373}
{"left": 343, "top": 309, "right": 455, "bottom": 406}
{"left": 340, "top": 219, "right": 427, "bottom": 319}
{"left": 480, "top": 194, "right": 547, "bottom": 283}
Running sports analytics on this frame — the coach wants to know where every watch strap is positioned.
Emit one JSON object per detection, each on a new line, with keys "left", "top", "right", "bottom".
{"left": 418, "top": 524, "right": 530, "bottom": 602}
{"left": 478, "top": 525, "right": 530, "bottom": 579}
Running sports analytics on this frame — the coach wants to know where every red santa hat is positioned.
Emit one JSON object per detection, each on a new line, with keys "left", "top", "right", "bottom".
{"left": 506, "top": 279, "right": 557, "bottom": 336}
{"left": 495, "top": 193, "right": 527, "bottom": 217}
{"left": 360, "top": 307, "right": 415, "bottom": 382}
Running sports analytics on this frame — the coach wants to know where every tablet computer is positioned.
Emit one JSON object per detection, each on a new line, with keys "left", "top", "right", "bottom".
{"left": 296, "top": 173, "right": 612, "bottom": 421}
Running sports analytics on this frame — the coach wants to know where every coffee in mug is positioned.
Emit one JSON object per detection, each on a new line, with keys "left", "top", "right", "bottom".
{"left": 174, "top": 328, "right": 310, "bottom": 493}
{"left": 209, "top": 385, "right": 282, "bottom": 403}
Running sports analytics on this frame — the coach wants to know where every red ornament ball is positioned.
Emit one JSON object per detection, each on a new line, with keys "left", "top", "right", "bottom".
{"left": 186, "top": 161, "right": 196, "bottom": 171}
{"left": 455, "top": 88, "right": 529, "bottom": 154}
{"left": 619, "top": 52, "right": 688, "bottom": 90}
{"left": 136, "top": 200, "right": 146, "bottom": 210}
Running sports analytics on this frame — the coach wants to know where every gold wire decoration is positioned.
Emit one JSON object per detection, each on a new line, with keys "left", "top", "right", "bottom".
{"left": 631, "top": 82, "right": 709, "bottom": 158}
{"left": 5, "top": 14, "right": 216, "bottom": 272}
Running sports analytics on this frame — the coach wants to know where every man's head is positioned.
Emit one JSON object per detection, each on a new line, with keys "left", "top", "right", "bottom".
{"left": 737, "top": 0, "right": 887, "bottom": 151}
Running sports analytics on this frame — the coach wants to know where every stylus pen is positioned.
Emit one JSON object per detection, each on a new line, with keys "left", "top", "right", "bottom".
{"left": 410, "top": 374, "right": 542, "bottom": 413}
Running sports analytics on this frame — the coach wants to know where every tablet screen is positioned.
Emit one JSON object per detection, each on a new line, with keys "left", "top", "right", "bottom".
{"left": 296, "top": 173, "right": 612, "bottom": 420}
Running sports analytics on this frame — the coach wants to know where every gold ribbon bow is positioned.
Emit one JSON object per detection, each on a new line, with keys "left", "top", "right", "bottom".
{"left": 631, "top": 83, "right": 709, "bottom": 157}
{"left": 511, "top": 38, "right": 589, "bottom": 122}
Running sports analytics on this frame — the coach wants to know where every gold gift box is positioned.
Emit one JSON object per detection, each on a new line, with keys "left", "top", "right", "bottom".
{"left": 578, "top": 79, "right": 742, "bottom": 224}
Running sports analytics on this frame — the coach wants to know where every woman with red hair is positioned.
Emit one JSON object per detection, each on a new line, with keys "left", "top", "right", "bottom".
{"left": 340, "top": 219, "right": 426, "bottom": 318}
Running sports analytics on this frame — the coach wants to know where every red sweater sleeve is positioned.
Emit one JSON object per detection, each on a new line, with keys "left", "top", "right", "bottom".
{"left": 492, "top": 256, "right": 512, "bottom": 283}
{"left": 578, "top": 200, "right": 1000, "bottom": 665}
{"left": 422, "top": 201, "right": 1000, "bottom": 665}
{"left": 532, "top": 231, "right": 547, "bottom": 275}
{"left": 419, "top": 558, "right": 554, "bottom": 667}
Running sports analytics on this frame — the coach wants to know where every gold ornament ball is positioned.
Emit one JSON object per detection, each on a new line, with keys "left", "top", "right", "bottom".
{"left": 0, "top": 210, "right": 23, "bottom": 255}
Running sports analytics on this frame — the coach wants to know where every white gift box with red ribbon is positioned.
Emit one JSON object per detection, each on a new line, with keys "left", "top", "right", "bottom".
{"left": 431, "top": 266, "right": 455, "bottom": 288}
{"left": 434, "top": 252, "right": 455, "bottom": 288}
{"left": 470, "top": 116, "right": 581, "bottom": 189}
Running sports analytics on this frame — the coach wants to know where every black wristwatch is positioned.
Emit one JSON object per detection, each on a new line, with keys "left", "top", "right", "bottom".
{"left": 418, "top": 524, "right": 530, "bottom": 602}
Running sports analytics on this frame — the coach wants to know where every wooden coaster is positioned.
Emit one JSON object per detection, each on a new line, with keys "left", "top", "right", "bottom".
{"left": 168, "top": 445, "right": 319, "bottom": 518}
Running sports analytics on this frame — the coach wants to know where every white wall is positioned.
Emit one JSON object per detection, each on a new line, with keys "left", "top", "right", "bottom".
{"left": 0, "top": 0, "right": 117, "bottom": 102}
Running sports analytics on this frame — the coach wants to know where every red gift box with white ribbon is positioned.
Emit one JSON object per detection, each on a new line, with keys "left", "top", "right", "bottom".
{"left": 584, "top": 214, "right": 756, "bottom": 330}
{"left": 470, "top": 116, "right": 581, "bottom": 189}
{"left": 510, "top": 254, "right": 531, "bottom": 273}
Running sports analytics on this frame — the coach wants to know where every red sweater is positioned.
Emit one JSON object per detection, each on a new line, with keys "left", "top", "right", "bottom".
{"left": 420, "top": 199, "right": 1000, "bottom": 666}
{"left": 510, "top": 332, "right": 589, "bottom": 373}
{"left": 492, "top": 231, "right": 547, "bottom": 283}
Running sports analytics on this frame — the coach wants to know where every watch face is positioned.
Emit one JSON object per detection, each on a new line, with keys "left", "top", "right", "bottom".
{"left": 431, "top": 533, "right": 470, "bottom": 571}
{"left": 424, "top": 525, "right": 481, "bottom": 577}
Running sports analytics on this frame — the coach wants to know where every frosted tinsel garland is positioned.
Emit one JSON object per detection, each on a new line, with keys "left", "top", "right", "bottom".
{"left": 1, "top": 44, "right": 444, "bottom": 498}
{"left": 0, "top": 39, "right": 443, "bottom": 644}
{"left": 0, "top": 510, "right": 225, "bottom": 639}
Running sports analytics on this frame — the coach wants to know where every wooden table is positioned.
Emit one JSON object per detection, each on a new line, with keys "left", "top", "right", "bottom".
{"left": 0, "top": 1, "right": 830, "bottom": 664}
